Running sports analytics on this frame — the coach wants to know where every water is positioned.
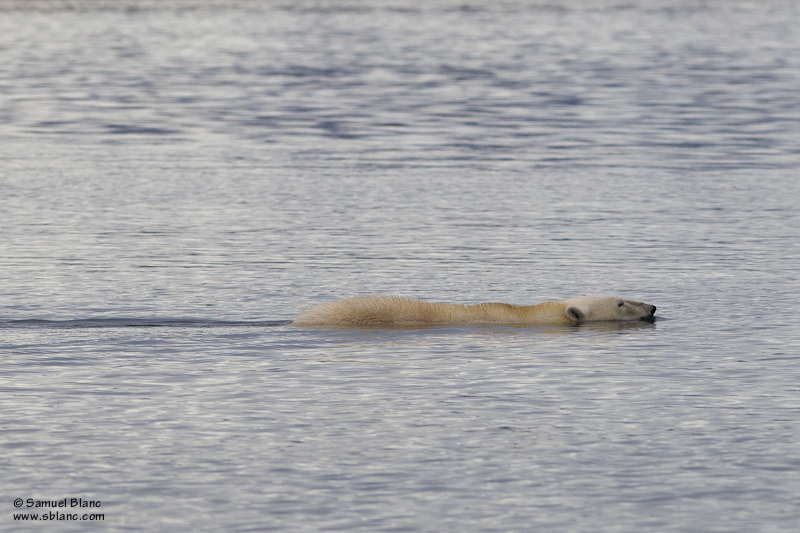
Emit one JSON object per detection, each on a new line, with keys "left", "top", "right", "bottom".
{"left": 1, "top": 0, "right": 799, "bottom": 531}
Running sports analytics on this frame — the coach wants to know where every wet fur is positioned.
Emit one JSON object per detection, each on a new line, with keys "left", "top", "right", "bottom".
{"left": 293, "top": 295, "right": 655, "bottom": 327}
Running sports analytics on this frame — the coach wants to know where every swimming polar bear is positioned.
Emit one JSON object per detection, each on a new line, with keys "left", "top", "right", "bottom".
{"left": 292, "top": 295, "right": 656, "bottom": 327}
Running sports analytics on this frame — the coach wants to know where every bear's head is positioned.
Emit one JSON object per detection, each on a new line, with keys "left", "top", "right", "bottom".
{"left": 564, "top": 296, "right": 656, "bottom": 322}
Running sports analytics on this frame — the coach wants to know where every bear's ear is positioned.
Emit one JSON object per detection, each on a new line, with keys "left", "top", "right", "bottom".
{"left": 566, "top": 306, "right": 586, "bottom": 322}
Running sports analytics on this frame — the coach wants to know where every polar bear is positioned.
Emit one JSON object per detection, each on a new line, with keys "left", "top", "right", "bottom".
{"left": 292, "top": 295, "right": 656, "bottom": 326}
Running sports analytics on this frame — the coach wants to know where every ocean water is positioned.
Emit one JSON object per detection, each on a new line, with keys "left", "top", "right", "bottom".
{"left": 2, "top": 0, "right": 799, "bottom": 531}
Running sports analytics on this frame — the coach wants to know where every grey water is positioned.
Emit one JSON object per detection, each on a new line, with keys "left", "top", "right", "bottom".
{"left": 2, "top": 0, "right": 799, "bottom": 531}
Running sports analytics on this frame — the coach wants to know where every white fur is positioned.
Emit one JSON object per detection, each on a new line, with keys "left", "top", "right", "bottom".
{"left": 293, "top": 295, "right": 656, "bottom": 327}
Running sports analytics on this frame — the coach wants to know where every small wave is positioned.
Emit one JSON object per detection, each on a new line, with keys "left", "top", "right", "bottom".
{"left": 0, "top": 318, "right": 292, "bottom": 329}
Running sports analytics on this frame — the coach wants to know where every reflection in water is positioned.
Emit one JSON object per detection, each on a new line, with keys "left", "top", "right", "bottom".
{"left": 298, "top": 319, "right": 657, "bottom": 334}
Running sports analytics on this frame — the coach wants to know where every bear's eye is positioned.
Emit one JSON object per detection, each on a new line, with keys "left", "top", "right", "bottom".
{"left": 617, "top": 301, "right": 624, "bottom": 307}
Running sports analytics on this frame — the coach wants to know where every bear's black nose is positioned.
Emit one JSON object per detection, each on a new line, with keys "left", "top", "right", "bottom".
{"left": 649, "top": 305, "right": 657, "bottom": 315}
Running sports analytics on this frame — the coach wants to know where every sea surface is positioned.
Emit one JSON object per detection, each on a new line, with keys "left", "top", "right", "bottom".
{"left": 1, "top": 0, "right": 799, "bottom": 531}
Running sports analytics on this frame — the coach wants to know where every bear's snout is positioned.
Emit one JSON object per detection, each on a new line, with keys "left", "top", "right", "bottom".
{"left": 649, "top": 305, "right": 656, "bottom": 315}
